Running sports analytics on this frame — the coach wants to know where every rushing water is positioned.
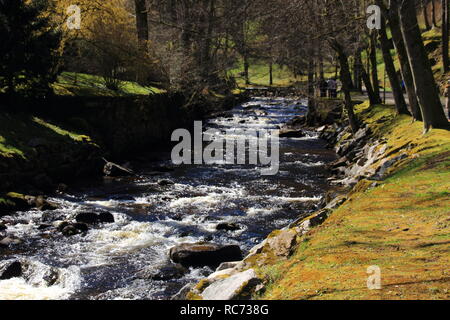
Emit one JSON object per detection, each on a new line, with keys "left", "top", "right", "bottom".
{"left": 0, "top": 97, "right": 336, "bottom": 300}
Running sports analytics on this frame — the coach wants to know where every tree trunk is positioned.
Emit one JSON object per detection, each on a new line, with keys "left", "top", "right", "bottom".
{"left": 443, "top": 0, "right": 449, "bottom": 72}
{"left": 269, "top": 60, "right": 273, "bottom": 86}
{"left": 306, "top": 44, "right": 317, "bottom": 126}
{"left": 423, "top": 0, "right": 432, "bottom": 30}
{"left": 358, "top": 49, "right": 379, "bottom": 105}
{"left": 244, "top": 55, "right": 250, "bottom": 85}
{"left": 382, "top": 0, "right": 422, "bottom": 120}
{"left": 320, "top": 55, "right": 325, "bottom": 80}
{"left": 134, "top": 0, "right": 149, "bottom": 46}
{"left": 431, "top": 0, "right": 438, "bottom": 28}
{"left": 370, "top": 32, "right": 382, "bottom": 103}
{"left": 379, "top": 17, "right": 410, "bottom": 115}
{"left": 353, "top": 49, "right": 363, "bottom": 93}
{"left": 397, "top": 0, "right": 449, "bottom": 131}
{"left": 332, "top": 41, "right": 359, "bottom": 133}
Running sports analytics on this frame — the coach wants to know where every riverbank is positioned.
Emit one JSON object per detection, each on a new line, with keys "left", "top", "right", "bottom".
{"left": 0, "top": 96, "right": 335, "bottom": 300}
{"left": 0, "top": 91, "right": 245, "bottom": 213}
{"left": 184, "top": 100, "right": 450, "bottom": 300}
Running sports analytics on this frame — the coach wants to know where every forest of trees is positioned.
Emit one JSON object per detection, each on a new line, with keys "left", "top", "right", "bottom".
{"left": 1, "top": 0, "right": 449, "bottom": 132}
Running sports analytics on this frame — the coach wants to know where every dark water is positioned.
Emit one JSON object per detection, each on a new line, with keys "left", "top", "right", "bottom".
{"left": 0, "top": 97, "right": 336, "bottom": 300}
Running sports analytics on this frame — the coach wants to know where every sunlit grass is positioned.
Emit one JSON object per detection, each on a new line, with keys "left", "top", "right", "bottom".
{"left": 52, "top": 72, "right": 164, "bottom": 97}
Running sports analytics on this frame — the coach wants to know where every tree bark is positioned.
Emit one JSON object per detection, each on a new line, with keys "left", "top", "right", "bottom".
{"left": 431, "top": 0, "right": 438, "bottom": 28}
{"left": 358, "top": 49, "right": 379, "bottom": 105}
{"left": 331, "top": 41, "right": 359, "bottom": 133}
{"left": 382, "top": 0, "right": 422, "bottom": 120}
{"left": 370, "top": 32, "right": 382, "bottom": 103}
{"left": 306, "top": 43, "right": 317, "bottom": 126}
{"left": 353, "top": 48, "right": 363, "bottom": 92}
{"left": 423, "top": 0, "right": 432, "bottom": 31}
{"left": 396, "top": 0, "right": 449, "bottom": 131}
{"left": 134, "top": 0, "right": 149, "bottom": 46}
{"left": 244, "top": 55, "right": 250, "bottom": 85}
{"left": 378, "top": 17, "right": 410, "bottom": 115}
{"left": 443, "top": 0, "right": 449, "bottom": 72}
{"left": 269, "top": 60, "right": 273, "bottom": 86}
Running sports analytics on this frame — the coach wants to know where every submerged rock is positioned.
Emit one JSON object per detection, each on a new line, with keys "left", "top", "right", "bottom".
{"left": 0, "top": 259, "right": 62, "bottom": 286}
{"left": 0, "top": 260, "right": 22, "bottom": 280}
{"left": 278, "top": 128, "right": 305, "bottom": 138}
{"left": 75, "top": 211, "right": 114, "bottom": 224}
{"left": 158, "top": 179, "right": 175, "bottom": 186}
{"left": 58, "top": 221, "right": 89, "bottom": 237}
{"left": 0, "top": 236, "right": 23, "bottom": 247}
{"left": 169, "top": 243, "right": 243, "bottom": 268}
{"left": 216, "top": 222, "right": 241, "bottom": 232}
{"left": 137, "top": 263, "right": 187, "bottom": 281}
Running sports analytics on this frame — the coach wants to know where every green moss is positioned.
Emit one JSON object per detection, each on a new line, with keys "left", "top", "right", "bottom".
{"left": 258, "top": 101, "right": 450, "bottom": 300}
{"left": 186, "top": 292, "right": 203, "bottom": 300}
{"left": 194, "top": 279, "right": 210, "bottom": 292}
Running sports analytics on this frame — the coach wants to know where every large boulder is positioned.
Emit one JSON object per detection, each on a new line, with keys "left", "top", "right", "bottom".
{"left": 0, "top": 260, "right": 22, "bottom": 280}
{"left": 0, "top": 193, "right": 59, "bottom": 216}
{"left": 57, "top": 221, "right": 89, "bottom": 236}
{"left": 0, "top": 259, "right": 62, "bottom": 286}
{"left": 201, "top": 269, "right": 262, "bottom": 300}
{"left": 169, "top": 243, "right": 243, "bottom": 268}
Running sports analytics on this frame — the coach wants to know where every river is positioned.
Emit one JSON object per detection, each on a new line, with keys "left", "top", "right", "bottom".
{"left": 0, "top": 96, "right": 336, "bottom": 300}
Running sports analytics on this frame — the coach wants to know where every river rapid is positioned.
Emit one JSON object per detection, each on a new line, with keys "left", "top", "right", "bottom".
{"left": 0, "top": 96, "right": 336, "bottom": 300}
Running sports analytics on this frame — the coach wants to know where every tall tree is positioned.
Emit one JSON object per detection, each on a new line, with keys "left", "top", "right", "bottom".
{"left": 423, "top": 0, "right": 432, "bottom": 31}
{"left": 395, "top": 0, "right": 449, "bottom": 131}
{"left": 442, "top": 0, "right": 449, "bottom": 72}
{"left": 378, "top": 0, "right": 422, "bottom": 120}
{"left": 134, "top": 0, "right": 149, "bottom": 47}
{"left": 369, "top": 31, "right": 382, "bottom": 104}
{"left": 378, "top": 16, "right": 410, "bottom": 115}
{"left": 0, "top": 0, "right": 60, "bottom": 99}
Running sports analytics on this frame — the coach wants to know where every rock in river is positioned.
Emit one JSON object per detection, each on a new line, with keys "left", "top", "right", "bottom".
{"left": 75, "top": 211, "right": 115, "bottom": 224}
{"left": 137, "top": 263, "right": 187, "bottom": 281}
{"left": 278, "top": 128, "right": 305, "bottom": 138}
{"left": 216, "top": 222, "right": 241, "bottom": 232}
{"left": 0, "top": 260, "right": 22, "bottom": 280}
{"left": 169, "top": 243, "right": 243, "bottom": 268}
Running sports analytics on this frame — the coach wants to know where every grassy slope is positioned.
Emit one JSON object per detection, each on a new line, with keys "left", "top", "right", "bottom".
{"left": 229, "top": 60, "right": 298, "bottom": 87}
{"left": 259, "top": 103, "right": 450, "bottom": 300}
{"left": 52, "top": 72, "right": 163, "bottom": 97}
{"left": 0, "top": 113, "right": 93, "bottom": 159}
{"left": 1, "top": 71, "right": 160, "bottom": 159}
